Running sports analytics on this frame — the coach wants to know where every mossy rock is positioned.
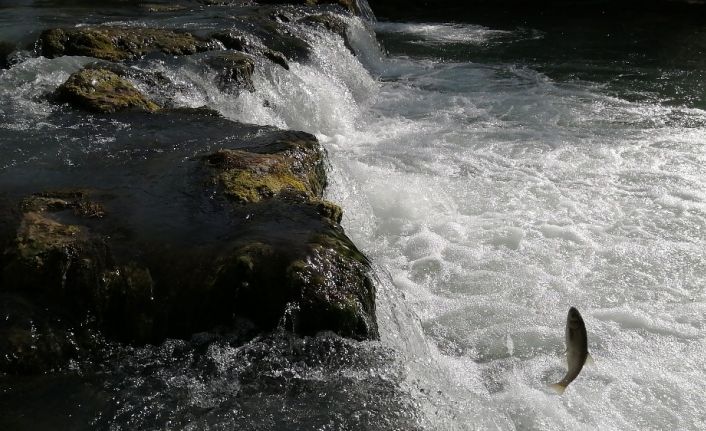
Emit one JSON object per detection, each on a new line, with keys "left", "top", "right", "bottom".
{"left": 39, "top": 26, "right": 215, "bottom": 61}
{"left": 212, "top": 217, "right": 378, "bottom": 340}
{"left": 204, "top": 131, "right": 327, "bottom": 203}
{"left": 55, "top": 67, "right": 160, "bottom": 113}
{"left": 205, "top": 52, "right": 256, "bottom": 92}
{"left": 287, "top": 240, "right": 377, "bottom": 340}
{"left": 1, "top": 191, "right": 156, "bottom": 349}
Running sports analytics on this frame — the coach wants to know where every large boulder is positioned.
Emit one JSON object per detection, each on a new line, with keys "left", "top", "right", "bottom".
{"left": 40, "top": 26, "right": 216, "bottom": 61}
{"left": 0, "top": 119, "right": 378, "bottom": 374}
{"left": 55, "top": 67, "right": 160, "bottom": 113}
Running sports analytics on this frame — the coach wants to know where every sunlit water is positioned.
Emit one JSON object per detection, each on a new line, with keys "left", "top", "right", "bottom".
{"left": 1, "top": 3, "right": 705, "bottom": 430}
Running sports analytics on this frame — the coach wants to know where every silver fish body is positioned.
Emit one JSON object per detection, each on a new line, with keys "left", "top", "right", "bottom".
{"left": 551, "top": 307, "right": 591, "bottom": 394}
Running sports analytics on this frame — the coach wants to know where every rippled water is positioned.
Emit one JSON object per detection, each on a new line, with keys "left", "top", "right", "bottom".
{"left": 1, "top": 2, "right": 705, "bottom": 430}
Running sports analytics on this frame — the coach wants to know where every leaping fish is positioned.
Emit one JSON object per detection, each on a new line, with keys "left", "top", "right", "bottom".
{"left": 550, "top": 306, "right": 592, "bottom": 395}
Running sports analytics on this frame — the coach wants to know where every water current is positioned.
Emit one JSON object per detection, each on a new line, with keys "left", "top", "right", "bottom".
{"left": 1, "top": 1, "right": 705, "bottom": 430}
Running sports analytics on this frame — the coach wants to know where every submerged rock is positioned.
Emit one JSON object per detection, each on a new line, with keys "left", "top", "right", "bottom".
{"left": 55, "top": 67, "right": 160, "bottom": 113}
{"left": 40, "top": 26, "right": 215, "bottom": 61}
{"left": 0, "top": 292, "right": 88, "bottom": 374}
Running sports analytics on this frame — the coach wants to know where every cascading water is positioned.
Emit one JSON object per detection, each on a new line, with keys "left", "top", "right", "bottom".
{"left": 1, "top": 1, "right": 705, "bottom": 429}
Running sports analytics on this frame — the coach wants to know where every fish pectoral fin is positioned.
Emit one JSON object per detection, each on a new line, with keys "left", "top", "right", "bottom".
{"left": 584, "top": 352, "right": 594, "bottom": 366}
{"left": 549, "top": 383, "right": 566, "bottom": 395}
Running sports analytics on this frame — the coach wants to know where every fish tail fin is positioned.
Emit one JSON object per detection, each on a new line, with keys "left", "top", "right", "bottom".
{"left": 550, "top": 383, "right": 567, "bottom": 395}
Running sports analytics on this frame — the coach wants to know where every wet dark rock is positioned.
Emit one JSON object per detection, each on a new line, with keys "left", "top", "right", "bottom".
{"left": 201, "top": 131, "right": 376, "bottom": 340}
{"left": 55, "top": 67, "right": 160, "bottom": 113}
{"left": 0, "top": 119, "right": 378, "bottom": 373}
{"left": 256, "top": 0, "right": 358, "bottom": 14}
{"left": 212, "top": 29, "right": 249, "bottom": 51}
{"left": 263, "top": 49, "right": 290, "bottom": 69}
{"left": 200, "top": 0, "right": 255, "bottom": 5}
{"left": 258, "top": 22, "right": 312, "bottom": 62}
{"left": 299, "top": 12, "right": 349, "bottom": 37}
{"left": 39, "top": 26, "right": 216, "bottom": 61}
{"left": 299, "top": 12, "right": 353, "bottom": 52}
{"left": 0, "top": 292, "right": 88, "bottom": 374}
{"left": 212, "top": 29, "right": 290, "bottom": 69}
{"left": 207, "top": 194, "right": 377, "bottom": 341}
{"left": 0, "top": 191, "right": 156, "bottom": 370}
{"left": 139, "top": 3, "right": 189, "bottom": 12}
{"left": 211, "top": 15, "right": 311, "bottom": 62}
{"left": 205, "top": 51, "right": 256, "bottom": 92}
{"left": 0, "top": 41, "right": 14, "bottom": 69}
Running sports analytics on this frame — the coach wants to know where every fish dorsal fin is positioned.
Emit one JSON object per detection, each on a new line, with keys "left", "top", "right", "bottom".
{"left": 584, "top": 352, "right": 594, "bottom": 366}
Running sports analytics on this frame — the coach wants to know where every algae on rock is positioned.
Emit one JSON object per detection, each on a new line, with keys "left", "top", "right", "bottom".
{"left": 55, "top": 67, "right": 160, "bottom": 113}
{"left": 204, "top": 131, "right": 327, "bottom": 203}
{"left": 40, "top": 26, "right": 215, "bottom": 61}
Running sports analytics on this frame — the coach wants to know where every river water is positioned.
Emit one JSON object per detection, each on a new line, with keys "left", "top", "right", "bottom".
{"left": 1, "top": 1, "right": 705, "bottom": 430}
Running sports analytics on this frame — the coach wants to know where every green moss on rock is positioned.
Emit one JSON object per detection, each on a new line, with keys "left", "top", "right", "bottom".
{"left": 55, "top": 67, "right": 160, "bottom": 113}
{"left": 204, "top": 131, "right": 327, "bottom": 203}
{"left": 40, "top": 26, "right": 214, "bottom": 61}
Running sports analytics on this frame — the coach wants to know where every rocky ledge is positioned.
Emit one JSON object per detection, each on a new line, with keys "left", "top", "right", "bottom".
{"left": 0, "top": 0, "right": 376, "bottom": 374}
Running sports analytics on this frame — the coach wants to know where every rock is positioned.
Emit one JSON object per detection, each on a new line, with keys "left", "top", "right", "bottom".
{"left": 299, "top": 13, "right": 349, "bottom": 38}
{"left": 212, "top": 29, "right": 291, "bottom": 69}
{"left": 0, "top": 292, "right": 89, "bottom": 374}
{"left": 140, "top": 3, "right": 189, "bottom": 12}
{"left": 0, "top": 120, "right": 378, "bottom": 374}
{"left": 202, "top": 131, "right": 377, "bottom": 340}
{"left": 0, "top": 41, "right": 14, "bottom": 69}
{"left": 205, "top": 52, "right": 256, "bottom": 92}
{"left": 256, "top": 0, "right": 358, "bottom": 14}
{"left": 39, "top": 26, "right": 215, "bottom": 61}
{"left": 212, "top": 16, "right": 311, "bottom": 63}
{"left": 199, "top": 0, "right": 253, "bottom": 5}
{"left": 203, "top": 131, "right": 326, "bottom": 203}
{"left": 211, "top": 29, "right": 249, "bottom": 51}
{"left": 298, "top": 13, "right": 354, "bottom": 52}
{"left": 1, "top": 191, "right": 157, "bottom": 347}
{"left": 55, "top": 67, "right": 160, "bottom": 113}
{"left": 212, "top": 199, "right": 377, "bottom": 340}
